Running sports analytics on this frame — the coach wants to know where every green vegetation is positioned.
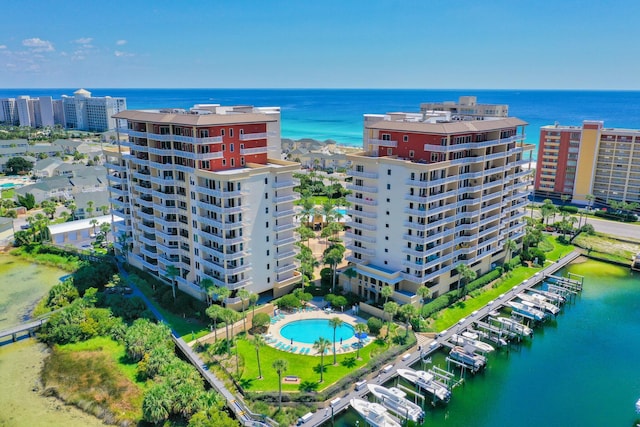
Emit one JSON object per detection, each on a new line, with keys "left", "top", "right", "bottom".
{"left": 5, "top": 156, "right": 33, "bottom": 175}
{"left": 1, "top": 188, "right": 15, "bottom": 199}
{"left": 11, "top": 244, "right": 82, "bottom": 271}
{"left": 124, "top": 269, "right": 209, "bottom": 339}
{"left": 573, "top": 231, "right": 640, "bottom": 264}
{"left": 42, "top": 337, "right": 144, "bottom": 425}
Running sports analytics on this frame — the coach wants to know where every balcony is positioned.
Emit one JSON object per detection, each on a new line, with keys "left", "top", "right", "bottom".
{"left": 273, "top": 194, "right": 297, "bottom": 204}
{"left": 240, "top": 146, "right": 268, "bottom": 155}
{"left": 105, "top": 162, "right": 126, "bottom": 172}
{"left": 273, "top": 208, "right": 296, "bottom": 218}
{"left": 275, "top": 250, "right": 297, "bottom": 261}
{"left": 346, "top": 195, "right": 377, "bottom": 206}
{"left": 275, "top": 235, "right": 297, "bottom": 246}
{"left": 348, "top": 169, "right": 379, "bottom": 179}
{"left": 272, "top": 179, "right": 298, "bottom": 189}
{"left": 276, "top": 263, "right": 297, "bottom": 275}
{"left": 154, "top": 204, "right": 180, "bottom": 215}
{"left": 147, "top": 132, "right": 174, "bottom": 142}
{"left": 239, "top": 132, "right": 268, "bottom": 141}
{"left": 346, "top": 244, "right": 375, "bottom": 256}
{"left": 344, "top": 231, "right": 376, "bottom": 244}
{"left": 196, "top": 200, "right": 246, "bottom": 215}
{"left": 109, "top": 198, "right": 128, "bottom": 209}
{"left": 347, "top": 221, "right": 377, "bottom": 232}
{"left": 174, "top": 135, "right": 223, "bottom": 144}
{"left": 138, "top": 234, "right": 156, "bottom": 247}
{"left": 347, "top": 208, "right": 377, "bottom": 219}
{"left": 274, "top": 222, "right": 297, "bottom": 233}
{"left": 196, "top": 185, "right": 243, "bottom": 199}
{"left": 367, "top": 138, "right": 398, "bottom": 147}
{"left": 196, "top": 151, "right": 224, "bottom": 160}
{"left": 346, "top": 184, "right": 378, "bottom": 194}
{"left": 130, "top": 253, "right": 158, "bottom": 272}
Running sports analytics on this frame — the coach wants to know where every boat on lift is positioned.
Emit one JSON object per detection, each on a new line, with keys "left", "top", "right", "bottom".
{"left": 367, "top": 384, "right": 424, "bottom": 422}
{"left": 496, "top": 317, "right": 533, "bottom": 336}
{"left": 449, "top": 345, "right": 487, "bottom": 371}
{"left": 507, "top": 301, "right": 546, "bottom": 321}
{"left": 518, "top": 292, "right": 560, "bottom": 315}
{"left": 350, "top": 398, "right": 401, "bottom": 427}
{"left": 531, "top": 289, "right": 566, "bottom": 305}
{"left": 397, "top": 368, "right": 451, "bottom": 403}
{"left": 450, "top": 333, "right": 495, "bottom": 353}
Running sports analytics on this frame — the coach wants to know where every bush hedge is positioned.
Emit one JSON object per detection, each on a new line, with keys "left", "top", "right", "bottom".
{"left": 594, "top": 210, "right": 637, "bottom": 222}
{"left": 559, "top": 205, "right": 579, "bottom": 214}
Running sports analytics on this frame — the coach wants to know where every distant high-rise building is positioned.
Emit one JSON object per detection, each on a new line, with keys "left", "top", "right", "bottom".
{"left": 535, "top": 121, "right": 640, "bottom": 206}
{"left": 344, "top": 102, "right": 533, "bottom": 304}
{"left": 106, "top": 104, "right": 301, "bottom": 304}
{"left": 0, "top": 89, "right": 126, "bottom": 131}
{"left": 62, "top": 89, "right": 127, "bottom": 132}
{"left": 420, "top": 96, "right": 509, "bottom": 119}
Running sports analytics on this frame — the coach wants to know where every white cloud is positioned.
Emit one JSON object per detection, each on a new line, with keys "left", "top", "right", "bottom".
{"left": 74, "top": 37, "right": 93, "bottom": 44}
{"left": 114, "top": 50, "right": 134, "bottom": 57}
{"left": 0, "top": 45, "right": 6, "bottom": 49}
{"left": 22, "top": 38, "right": 54, "bottom": 52}
{"left": 116, "top": 39, "right": 127, "bottom": 45}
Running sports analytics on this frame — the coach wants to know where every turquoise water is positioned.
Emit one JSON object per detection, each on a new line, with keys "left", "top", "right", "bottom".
{"left": 330, "top": 260, "right": 640, "bottom": 427}
{"left": 280, "top": 319, "right": 355, "bottom": 344}
{"left": 0, "top": 183, "right": 14, "bottom": 189}
{"left": 334, "top": 208, "right": 347, "bottom": 217}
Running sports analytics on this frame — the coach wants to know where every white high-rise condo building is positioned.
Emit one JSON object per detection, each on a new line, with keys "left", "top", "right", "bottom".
{"left": 62, "top": 89, "right": 127, "bottom": 132}
{"left": 343, "top": 101, "right": 534, "bottom": 305}
{"left": 106, "top": 104, "right": 301, "bottom": 306}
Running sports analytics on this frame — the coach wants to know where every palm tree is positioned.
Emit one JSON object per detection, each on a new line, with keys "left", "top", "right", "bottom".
{"left": 381, "top": 285, "right": 393, "bottom": 305}
{"left": 249, "top": 291, "right": 259, "bottom": 321}
{"left": 205, "top": 304, "right": 223, "bottom": 341}
{"left": 328, "top": 316, "right": 343, "bottom": 365}
{"left": 383, "top": 301, "right": 399, "bottom": 340}
{"left": 504, "top": 238, "right": 518, "bottom": 264}
{"left": 165, "top": 265, "right": 180, "bottom": 300}
{"left": 343, "top": 267, "right": 358, "bottom": 291}
{"left": 90, "top": 218, "right": 99, "bottom": 234}
{"left": 272, "top": 359, "right": 289, "bottom": 410}
{"left": 416, "top": 285, "right": 431, "bottom": 315}
{"left": 313, "top": 337, "right": 331, "bottom": 382}
{"left": 399, "top": 304, "right": 418, "bottom": 338}
{"left": 354, "top": 323, "right": 368, "bottom": 360}
{"left": 214, "top": 285, "right": 231, "bottom": 308}
{"left": 252, "top": 335, "right": 265, "bottom": 379}
{"left": 86, "top": 200, "right": 94, "bottom": 218}
{"left": 456, "top": 263, "right": 477, "bottom": 297}
{"left": 323, "top": 244, "right": 345, "bottom": 293}
{"left": 200, "top": 277, "right": 215, "bottom": 305}
{"left": 238, "top": 288, "right": 250, "bottom": 333}
{"left": 221, "top": 308, "right": 237, "bottom": 356}
{"left": 142, "top": 384, "right": 171, "bottom": 424}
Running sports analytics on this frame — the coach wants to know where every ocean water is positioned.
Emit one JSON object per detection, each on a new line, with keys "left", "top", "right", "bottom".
{"left": 331, "top": 259, "right": 640, "bottom": 427}
{"left": 3, "top": 89, "right": 640, "bottom": 152}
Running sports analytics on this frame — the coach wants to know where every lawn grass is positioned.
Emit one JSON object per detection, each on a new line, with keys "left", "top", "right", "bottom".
{"left": 1, "top": 188, "right": 15, "bottom": 199}
{"left": 294, "top": 195, "right": 329, "bottom": 206}
{"left": 126, "top": 273, "right": 209, "bottom": 340}
{"left": 432, "top": 266, "right": 538, "bottom": 331}
{"left": 234, "top": 336, "right": 386, "bottom": 393}
{"left": 43, "top": 336, "right": 145, "bottom": 424}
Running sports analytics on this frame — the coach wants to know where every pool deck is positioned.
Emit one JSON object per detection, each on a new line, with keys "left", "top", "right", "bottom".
{"left": 265, "top": 308, "right": 371, "bottom": 356}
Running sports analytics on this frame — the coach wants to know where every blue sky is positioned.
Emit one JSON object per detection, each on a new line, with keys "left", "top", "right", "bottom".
{"left": 1, "top": 0, "right": 639, "bottom": 89}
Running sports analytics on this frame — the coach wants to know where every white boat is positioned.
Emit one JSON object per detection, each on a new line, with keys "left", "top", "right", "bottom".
{"left": 461, "top": 330, "right": 479, "bottom": 340}
{"left": 450, "top": 333, "right": 495, "bottom": 353}
{"left": 518, "top": 292, "right": 560, "bottom": 315}
{"left": 367, "top": 384, "right": 424, "bottom": 422}
{"left": 397, "top": 368, "right": 451, "bottom": 403}
{"left": 449, "top": 345, "right": 487, "bottom": 370}
{"left": 350, "top": 398, "right": 401, "bottom": 427}
{"left": 636, "top": 397, "right": 640, "bottom": 413}
{"left": 496, "top": 317, "right": 532, "bottom": 337}
{"left": 532, "top": 289, "right": 566, "bottom": 305}
{"left": 507, "top": 301, "right": 546, "bottom": 321}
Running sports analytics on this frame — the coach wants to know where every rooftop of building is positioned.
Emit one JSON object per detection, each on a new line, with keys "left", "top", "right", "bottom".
{"left": 365, "top": 114, "right": 527, "bottom": 134}
{"left": 114, "top": 104, "right": 280, "bottom": 126}
{"left": 542, "top": 120, "right": 640, "bottom": 134}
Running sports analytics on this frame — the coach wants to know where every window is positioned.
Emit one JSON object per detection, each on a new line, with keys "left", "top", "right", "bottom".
{"left": 241, "top": 157, "right": 245, "bottom": 165}
{"left": 265, "top": 207, "right": 269, "bottom": 214}
{"left": 265, "top": 193, "right": 268, "bottom": 199}
{"left": 230, "top": 143, "right": 234, "bottom": 152}
{"left": 265, "top": 177, "right": 268, "bottom": 184}
{"left": 409, "top": 150, "right": 415, "bottom": 158}
{"left": 221, "top": 129, "right": 225, "bottom": 136}
{"left": 387, "top": 169, "right": 391, "bottom": 175}
{"left": 267, "top": 263, "right": 270, "bottom": 270}
{"left": 386, "top": 198, "right": 390, "bottom": 203}
{"left": 385, "top": 224, "right": 389, "bottom": 228}
{"left": 386, "top": 184, "right": 391, "bottom": 190}
{"left": 403, "top": 135, "right": 408, "bottom": 142}
{"left": 221, "top": 144, "right": 225, "bottom": 151}
{"left": 222, "top": 159, "right": 226, "bottom": 166}
{"left": 229, "top": 128, "right": 234, "bottom": 137}
{"left": 240, "top": 129, "right": 244, "bottom": 135}
{"left": 385, "top": 236, "right": 389, "bottom": 240}
{"left": 382, "top": 134, "right": 391, "bottom": 141}
{"left": 231, "top": 158, "right": 235, "bottom": 167}
{"left": 385, "top": 248, "right": 389, "bottom": 253}
{"left": 266, "top": 236, "right": 269, "bottom": 242}
{"left": 266, "top": 250, "right": 270, "bottom": 256}
{"left": 266, "top": 221, "right": 269, "bottom": 228}
{"left": 386, "top": 211, "right": 389, "bottom": 215}
{"left": 387, "top": 148, "right": 393, "bottom": 156}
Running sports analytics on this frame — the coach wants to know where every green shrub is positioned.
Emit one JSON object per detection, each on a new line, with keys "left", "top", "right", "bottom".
{"left": 559, "top": 205, "right": 579, "bottom": 214}
{"left": 367, "top": 317, "right": 383, "bottom": 335}
{"left": 252, "top": 312, "right": 270, "bottom": 329}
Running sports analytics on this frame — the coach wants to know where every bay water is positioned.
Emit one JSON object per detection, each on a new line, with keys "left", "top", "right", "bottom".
{"left": 332, "top": 259, "right": 640, "bottom": 427}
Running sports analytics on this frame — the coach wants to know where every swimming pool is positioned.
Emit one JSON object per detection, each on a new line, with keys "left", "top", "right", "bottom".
{"left": 280, "top": 318, "right": 355, "bottom": 344}
{"left": 334, "top": 208, "right": 347, "bottom": 217}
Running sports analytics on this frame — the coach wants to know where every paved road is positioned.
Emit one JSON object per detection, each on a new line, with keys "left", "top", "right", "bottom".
{"left": 529, "top": 208, "right": 640, "bottom": 240}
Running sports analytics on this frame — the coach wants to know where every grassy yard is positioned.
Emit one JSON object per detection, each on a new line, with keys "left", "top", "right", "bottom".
{"left": 42, "top": 336, "right": 145, "bottom": 424}
{"left": 431, "top": 236, "right": 574, "bottom": 332}
{"left": 231, "top": 336, "right": 387, "bottom": 393}
{"left": 573, "top": 232, "right": 640, "bottom": 264}
{"left": 431, "top": 266, "right": 538, "bottom": 331}
{"left": 126, "top": 272, "right": 209, "bottom": 340}
{"left": 1, "top": 188, "right": 15, "bottom": 199}
{"left": 294, "top": 195, "right": 329, "bottom": 206}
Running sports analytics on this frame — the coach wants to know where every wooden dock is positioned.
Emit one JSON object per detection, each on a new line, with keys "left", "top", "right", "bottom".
{"left": 0, "top": 319, "right": 46, "bottom": 343}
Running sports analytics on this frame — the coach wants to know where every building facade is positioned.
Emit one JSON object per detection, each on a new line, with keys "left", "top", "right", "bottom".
{"left": 419, "top": 96, "right": 509, "bottom": 119}
{"left": 535, "top": 121, "right": 640, "bottom": 206}
{"left": 0, "top": 89, "right": 126, "bottom": 131}
{"left": 107, "top": 104, "right": 301, "bottom": 305}
{"left": 344, "top": 106, "right": 534, "bottom": 304}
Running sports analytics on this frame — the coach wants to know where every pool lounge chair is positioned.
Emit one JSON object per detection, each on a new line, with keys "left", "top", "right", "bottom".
{"left": 282, "top": 344, "right": 291, "bottom": 351}
{"left": 275, "top": 342, "right": 283, "bottom": 349}
{"left": 290, "top": 346, "right": 298, "bottom": 353}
